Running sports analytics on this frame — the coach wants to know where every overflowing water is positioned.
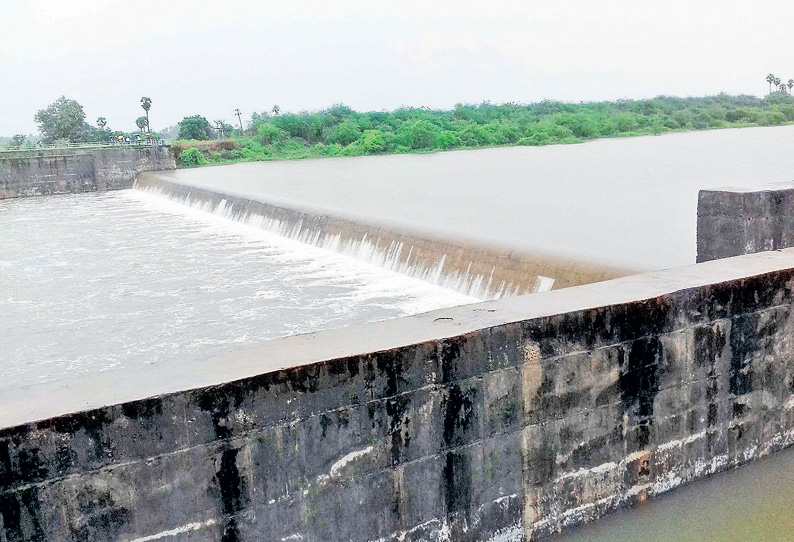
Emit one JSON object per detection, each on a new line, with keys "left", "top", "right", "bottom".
{"left": 134, "top": 178, "right": 576, "bottom": 300}
{"left": 156, "top": 125, "right": 794, "bottom": 270}
{"left": 0, "top": 190, "right": 476, "bottom": 390}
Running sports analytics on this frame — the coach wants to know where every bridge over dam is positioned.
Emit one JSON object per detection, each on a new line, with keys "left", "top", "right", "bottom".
{"left": 5, "top": 127, "right": 794, "bottom": 541}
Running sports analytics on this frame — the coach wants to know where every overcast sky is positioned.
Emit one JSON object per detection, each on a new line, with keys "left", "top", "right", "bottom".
{"left": 2, "top": 0, "right": 793, "bottom": 135}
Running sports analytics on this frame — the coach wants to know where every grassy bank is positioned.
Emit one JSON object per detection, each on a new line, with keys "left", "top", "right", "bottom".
{"left": 172, "top": 93, "right": 794, "bottom": 167}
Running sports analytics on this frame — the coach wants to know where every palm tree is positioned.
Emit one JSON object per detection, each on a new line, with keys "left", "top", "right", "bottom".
{"left": 272, "top": 105, "right": 280, "bottom": 116}
{"left": 788, "top": 80, "right": 793, "bottom": 94}
{"left": 781, "top": 83, "right": 788, "bottom": 93}
{"left": 96, "top": 117, "right": 107, "bottom": 130}
{"left": 140, "top": 97, "right": 152, "bottom": 132}
{"left": 767, "top": 73, "right": 776, "bottom": 94}
{"left": 774, "top": 77, "right": 781, "bottom": 92}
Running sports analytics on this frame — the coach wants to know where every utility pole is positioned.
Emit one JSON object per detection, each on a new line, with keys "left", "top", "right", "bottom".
{"left": 235, "top": 108, "right": 244, "bottom": 133}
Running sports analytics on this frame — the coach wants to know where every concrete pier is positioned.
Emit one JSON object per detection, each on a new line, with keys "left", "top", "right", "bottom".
{"left": 0, "top": 146, "right": 175, "bottom": 198}
{"left": 697, "top": 182, "right": 794, "bottom": 262}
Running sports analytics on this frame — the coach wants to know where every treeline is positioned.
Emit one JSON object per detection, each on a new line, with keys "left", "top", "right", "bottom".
{"left": 3, "top": 96, "right": 158, "bottom": 149}
{"left": 171, "top": 92, "right": 794, "bottom": 165}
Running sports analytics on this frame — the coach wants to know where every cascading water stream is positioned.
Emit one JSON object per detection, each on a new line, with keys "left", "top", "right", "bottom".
{"left": 133, "top": 175, "right": 613, "bottom": 300}
{"left": 0, "top": 190, "right": 477, "bottom": 390}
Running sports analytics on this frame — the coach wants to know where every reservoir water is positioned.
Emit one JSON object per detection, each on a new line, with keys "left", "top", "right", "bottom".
{"left": 550, "top": 444, "right": 794, "bottom": 542}
{"left": 0, "top": 190, "right": 475, "bottom": 390}
{"left": 157, "top": 125, "right": 794, "bottom": 271}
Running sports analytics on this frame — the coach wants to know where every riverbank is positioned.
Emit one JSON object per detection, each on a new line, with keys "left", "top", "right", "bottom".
{"left": 171, "top": 93, "right": 794, "bottom": 166}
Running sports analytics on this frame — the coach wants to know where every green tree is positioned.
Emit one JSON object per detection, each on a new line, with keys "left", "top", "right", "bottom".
{"left": 272, "top": 114, "right": 315, "bottom": 139}
{"left": 34, "top": 96, "right": 87, "bottom": 143}
{"left": 136, "top": 116, "right": 148, "bottom": 133}
{"left": 178, "top": 115, "right": 213, "bottom": 140}
{"left": 97, "top": 117, "right": 107, "bottom": 130}
{"left": 140, "top": 97, "right": 152, "bottom": 132}
{"left": 272, "top": 105, "right": 280, "bottom": 116}
{"left": 217, "top": 121, "right": 235, "bottom": 138}
{"left": 82, "top": 124, "right": 111, "bottom": 143}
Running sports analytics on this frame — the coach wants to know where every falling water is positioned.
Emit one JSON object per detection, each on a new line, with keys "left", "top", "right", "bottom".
{"left": 0, "top": 190, "right": 477, "bottom": 390}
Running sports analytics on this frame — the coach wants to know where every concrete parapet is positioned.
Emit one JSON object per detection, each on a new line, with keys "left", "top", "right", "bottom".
{"left": 3, "top": 248, "right": 794, "bottom": 541}
{"left": 0, "top": 146, "right": 175, "bottom": 198}
{"left": 135, "top": 173, "right": 628, "bottom": 299}
{"left": 697, "top": 183, "right": 794, "bottom": 262}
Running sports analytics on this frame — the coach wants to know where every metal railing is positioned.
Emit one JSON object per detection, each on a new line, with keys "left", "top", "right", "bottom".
{"left": 0, "top": 140, "right": 170, "bottom": 153}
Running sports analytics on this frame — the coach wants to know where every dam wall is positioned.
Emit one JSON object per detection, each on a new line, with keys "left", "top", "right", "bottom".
{"left": 0, "top": 146, "right": 175, "bottom": 198}
{"left": 697, "top": 183, "right": 794, "bottom": 262}
{"left": 134, "top": 173, "right": 628, "bottom": 299}
{"left": 3, "top": 248, "right": 794, "bottom": 541}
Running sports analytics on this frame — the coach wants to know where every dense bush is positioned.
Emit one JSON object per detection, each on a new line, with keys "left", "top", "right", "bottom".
{"left": 760, "top": 111, "right": 786, "bottom": 126}
{"left": 175, "top": 93, "right": 794, "bottom": 167}
{"left": 359, "top": 130, "right": 389, "bottom": 153}
{"left": 180, "top": 148, "right": 207, "bottom": 166}
{"left": 172, "top": 140, "right": 241, "bottom": 164}
{"left": 258, "top": 124, "right": 284, "bottom": 146}
{"left": 328, "top": 120, "right": 362, "bottom": 146}
{"left": 398, "top": 120, "right": 439, "bottom": 149}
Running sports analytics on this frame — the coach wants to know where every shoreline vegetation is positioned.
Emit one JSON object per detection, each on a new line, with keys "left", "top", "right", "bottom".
{"left": 171, "top": 93, "right": 794, "bottom": 167}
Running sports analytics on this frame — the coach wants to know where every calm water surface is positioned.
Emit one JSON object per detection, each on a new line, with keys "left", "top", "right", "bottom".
{"left": 551, "top": 445, "right": 794, "bottom": 542}
{"left": 0, "top": 190, "right": 475, "bottom": 390}
{"left": 160, "top": 125, "right": 794, "bottom": 270}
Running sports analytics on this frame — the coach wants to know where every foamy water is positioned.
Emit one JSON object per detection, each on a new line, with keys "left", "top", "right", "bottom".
{"left": 0, "top": 190, "right": 476, "bottom": 390}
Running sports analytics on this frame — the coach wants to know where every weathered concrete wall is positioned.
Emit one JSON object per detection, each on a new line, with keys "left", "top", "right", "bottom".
{"left": 0, "top": 146, "right": 176, "bottom": 198}
{"left": 697, "top": 184, "right": 794, "bottom": 262}
{"left": 135, "top": 173, "right": 629, "bottom": 299}
{"left": 3, "top": 248, "right": 794, "bottom": 541}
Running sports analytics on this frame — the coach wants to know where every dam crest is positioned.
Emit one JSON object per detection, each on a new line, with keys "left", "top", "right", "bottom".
{"left": 135, "top": 172, "right": 628, "bottom": 300}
